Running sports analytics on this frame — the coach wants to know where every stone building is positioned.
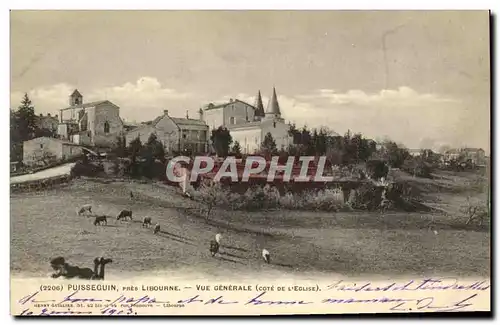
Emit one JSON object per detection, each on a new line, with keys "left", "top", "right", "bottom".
{"left": 23, "top": 137, "right": 84, "bottom": 167}
{"left": 35, "top": 113, "right": 59, "bottom": 133}
{"left": 57, "top": 89, "right": 124, "bottom": 148}
{"left": 201, "top": 87, "right": 292, "bottom": 154}
{"left": 125, "top": 110, "right": 209, "bottom": 154}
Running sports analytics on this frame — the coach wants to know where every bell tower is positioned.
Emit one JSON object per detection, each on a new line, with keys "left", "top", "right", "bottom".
{"left": 69, "top": 89, "right": 83, "bottom": 106}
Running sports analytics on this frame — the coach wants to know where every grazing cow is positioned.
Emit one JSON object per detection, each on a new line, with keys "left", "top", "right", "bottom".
{"left": 209, "top": 240, "right": 220, "bottom": 257}
{"left": 215, "top": 233, "right": 222, "bottom": 245}
{"left": 142, "top": 217, "right": 152, "bottom": 228}
{"left": 262, "top": 249, "right": 271, "bottom": 264}
{"left": 116, "top": 210, "right": 133, "bottom": 221}
{"left": 77, "top": 204, "right": 92, "bottom": 216}
{"left": 153, "top": 223, "right": 160, "bottom": 235}
{"left": 94, "top": 215, "right": 108, "bottom": 226}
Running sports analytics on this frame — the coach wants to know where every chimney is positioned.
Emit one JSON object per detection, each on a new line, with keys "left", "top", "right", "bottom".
{"left": 186, "top": 110, "right": 189, "bottom": 119}
{"left": 163, "top": 110, "right": 168, "bottom": 116}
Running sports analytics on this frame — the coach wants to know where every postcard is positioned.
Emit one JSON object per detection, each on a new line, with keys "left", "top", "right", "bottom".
{"left": 10, "top": 10, "right": 491, "bottom": 316}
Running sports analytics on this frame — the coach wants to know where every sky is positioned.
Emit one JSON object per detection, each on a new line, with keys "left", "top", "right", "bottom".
{"left": 10, "top": 10, "right": 490, "bottom": 152}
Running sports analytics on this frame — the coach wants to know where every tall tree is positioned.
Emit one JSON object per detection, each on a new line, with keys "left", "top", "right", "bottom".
{"left": 210, "top": 126, "right": 233, "bottom": 157}
{"left": 16, "top": 93, "right": 37, "bottom": 142}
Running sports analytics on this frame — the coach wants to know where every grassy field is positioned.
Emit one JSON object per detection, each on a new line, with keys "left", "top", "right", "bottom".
{"left": 10, "top": 169, "right": 490, "bottom": 280}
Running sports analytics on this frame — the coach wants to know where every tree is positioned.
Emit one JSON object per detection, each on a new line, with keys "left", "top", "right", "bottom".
{"left": 231, "top": 141, "right": 242, "bottom": 156}
{"left": 15, "top": 93, "right": 37, "bottom": 142}
{"left": 261, "top": 132, "right": 278, "bottom": 155}
{"left": 382, "top": 141, "right": 410, "bottom": 168}
{"left": 127, "top": 137, "right": 143, "bottom": 177}
{"left": 114, "top": 135, "right": 127, "bottom": 158}
{"left": 210, "top": 126, "right": 233, "bottom": 157}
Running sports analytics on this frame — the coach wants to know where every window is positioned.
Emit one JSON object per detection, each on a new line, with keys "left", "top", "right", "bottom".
{"left": 40, "top": 144, "right": 43, "bottom": 149}
{"left": 230, "top": 117, "right": 236, "bottom": 125}
{"left": 104, "top": 121, "right": 110, "bottom": 134}
{"left": 273, "top": 121, "right": 276, "bottom": 128}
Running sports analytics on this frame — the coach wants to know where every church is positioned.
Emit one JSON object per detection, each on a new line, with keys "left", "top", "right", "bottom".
{"left": 57, "top": 89, "right": 124, "bottom": 148}
{"left": 201, "top": 87, "right": 292, "bottom": 154}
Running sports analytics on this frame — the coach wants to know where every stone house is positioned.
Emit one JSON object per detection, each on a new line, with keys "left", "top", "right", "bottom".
{"left": 125, "top": 110, "right": 209, "bottom": 154}
{"left": 23, "top": 137, "right": 84, "bottom": 167}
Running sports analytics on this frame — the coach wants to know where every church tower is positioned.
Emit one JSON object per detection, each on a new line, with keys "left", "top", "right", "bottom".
{"left": 264, "top": 87, "right": 283, "bottom": 121}
{"left": 69, "top": 89, "right": 83, "bottom": 106}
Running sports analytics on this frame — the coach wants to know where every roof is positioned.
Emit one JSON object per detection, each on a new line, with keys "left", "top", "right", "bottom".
{"left": 24, "top": 136, "right": 83, "bottom": 147}
{"left": 61, "top": 100, "right": 113, "bottom": 111}
{"left": 70, "top": 89, "right": 82, "bottom": 97}
{"left": 253, "top": 91, "right": 265, "bottom": 117}
{"left": 265, "top": 87, "right": 281, "bottom": 115}
{"left": 170, "top": 117, "right": 207, "bottom": 127}
{"left": 126, "top": 113, "right": 207, "bottom": 135}
{"left": 204, "top": 99, "right": 257, "bottom": 111}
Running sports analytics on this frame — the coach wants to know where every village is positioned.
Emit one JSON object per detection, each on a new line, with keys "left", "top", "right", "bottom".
{"left": 11, "top": 87, "right": 488, "bottom": 176}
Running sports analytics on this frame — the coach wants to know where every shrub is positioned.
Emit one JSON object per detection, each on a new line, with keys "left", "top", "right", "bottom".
{"left": 460, "top": 197, "right": 489, "bottom": 226}
{"left": 365, "top": 159, "right": 389, "bottom": 180}
{"left": 71, "top": 161, "right": 105, "bottom": 178}
{"left": 193, "top": 180, "right": 230, "bottom": 218}
{"left": 346, "top": 183, "right": 384, "bottom": 210}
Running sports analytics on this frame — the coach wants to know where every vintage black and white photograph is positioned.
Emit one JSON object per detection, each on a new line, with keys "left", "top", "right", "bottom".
{"left": 9, "top": 10, "right": 491, "bottom": 315}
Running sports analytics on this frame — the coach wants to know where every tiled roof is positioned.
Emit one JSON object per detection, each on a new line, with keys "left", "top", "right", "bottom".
{"left": 170, "top": 117, "right": 207, "bottom": 127}
{"left": 204, "top": 99, "right": 257, "bottom": 111}
{"left": 61, "top": 100, "right": 110, "bottom": 111}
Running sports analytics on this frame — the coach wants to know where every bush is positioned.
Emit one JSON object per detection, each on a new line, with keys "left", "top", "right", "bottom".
{"left": 71, "top": 161, "right": 105, "bottom": 178}
{"left": 402, "top": 158, "right": 433, "bottom": 178}
{"left": 365, "top": 159, "right": 389, "bottom": 180}
{"left": 193, "top": 180, "right": 230, "bottom": 218}
{"left": 346, "top": 183, "right": 384, "bottom": 210}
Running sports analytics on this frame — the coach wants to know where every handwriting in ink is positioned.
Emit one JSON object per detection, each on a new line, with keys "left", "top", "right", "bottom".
{"left": 18, "top": 291, "right": 55, "bottom": 305}
{"left": 178, "top": 295, "right": 238, "bottom": 305}
{"left": 19, "top": 308, "right": 92, "bottom": 316}
{"left": 245, "top": 292, "right": 313, "bottom": 306}
{"left": 322, "top": 293, "right": 478, "bottom": 312}
{"left": 59, "top": 291, "right": 107, "bottom": 304}
{"left": 327, "top": 278, "right": 490, "bottom": 293}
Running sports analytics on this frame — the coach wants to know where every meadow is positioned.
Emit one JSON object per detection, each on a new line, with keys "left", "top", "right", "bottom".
{"left": 10, "top": 168, "right": 490, "bottom": 279}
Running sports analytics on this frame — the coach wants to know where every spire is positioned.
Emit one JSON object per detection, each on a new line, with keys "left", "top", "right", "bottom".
{"left": 265, "top": 87, "right": 281, "bottom": 116}
{"left": 254, "top": 90, "right": 265, "bottom": 117}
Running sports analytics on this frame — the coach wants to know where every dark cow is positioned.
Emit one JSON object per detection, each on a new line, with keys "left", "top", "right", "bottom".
{"left": 94, "top": 215, "right": 108, "bottom": 226}
{"left": 116, "top": 210, "right": 133, "bottom": 221}
{"left": 142, "top": 217, "right": 152, "bottom": 228}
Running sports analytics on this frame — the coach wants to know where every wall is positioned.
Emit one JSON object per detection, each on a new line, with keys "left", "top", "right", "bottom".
{"left": 203, "top": 108, "right": 224, "bottom": 130}
{"left": 62, "top": 144, "right": 84, "bottom": 160}
{"left": 23, "top": 137, "right": 63, "bottom": 166}
{"left": 259, "top": 119, "right": 292, "bottom": 151}
{"left": 92, "top": 103, "right": 124, "bottom": 147}
{"left": 125, "top": 125, "right": 157, "bottom": 146}
{"left": 222, "top": 101, "right": 256, "bottom": 126}
{"left": 230, "top": 127, "right": 262, "bottom": 154}
{"left": 155, "top": 115, "right": 181, "bottom": 152}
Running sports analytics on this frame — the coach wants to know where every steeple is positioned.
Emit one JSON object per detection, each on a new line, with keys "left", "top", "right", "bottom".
{"left": 265, "top": 87, "right": 281, "bottom": 117}
{"left": 69, "top": 89, "right": 83, "bottom": 106}
{"left": 254, "top": 90, "right": 265, "bottom": 117}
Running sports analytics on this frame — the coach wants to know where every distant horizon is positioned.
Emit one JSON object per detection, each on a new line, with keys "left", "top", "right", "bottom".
{"left": 10, "top": 10, "right": 490, "bottom": 154}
